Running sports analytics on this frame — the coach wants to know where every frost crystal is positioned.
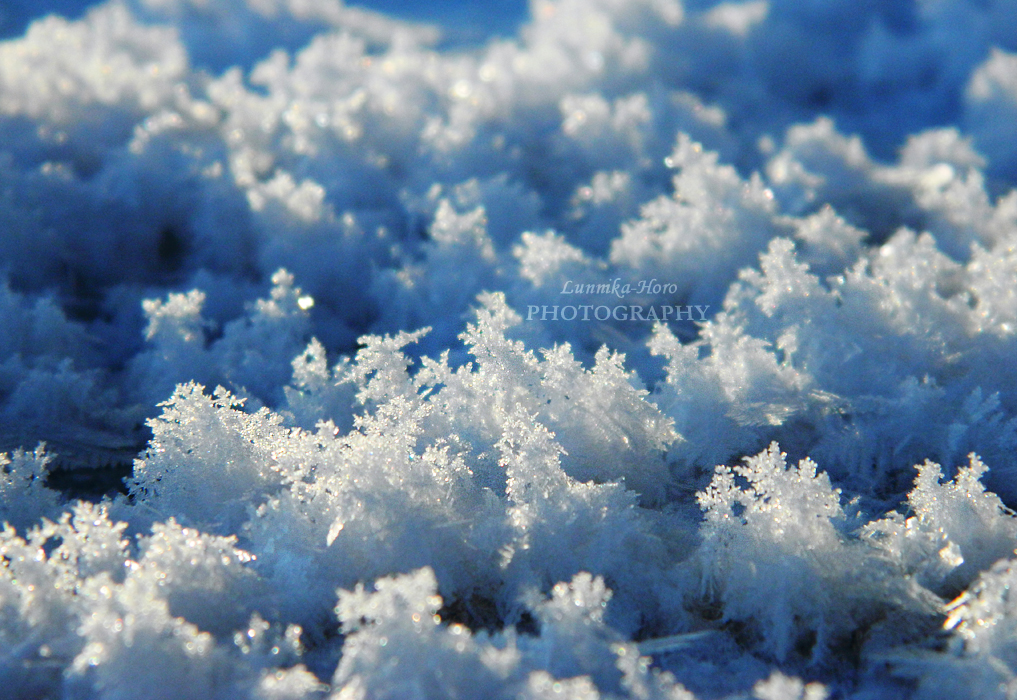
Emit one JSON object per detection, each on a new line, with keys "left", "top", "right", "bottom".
{"left": 1, "top": 0, "right": 1017, "bottom": 696}
{"left": 698, "top": 444, "right": 844, "bottom": 660}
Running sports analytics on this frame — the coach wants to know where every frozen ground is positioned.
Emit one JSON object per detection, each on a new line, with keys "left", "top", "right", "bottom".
{"left": 1, "top": 0, "right": 1017, "bottom": 697}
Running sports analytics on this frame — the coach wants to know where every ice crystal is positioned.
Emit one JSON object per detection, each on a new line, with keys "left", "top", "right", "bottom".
{"left": 1, "top": 0, "right": 1017, "bottom": 696}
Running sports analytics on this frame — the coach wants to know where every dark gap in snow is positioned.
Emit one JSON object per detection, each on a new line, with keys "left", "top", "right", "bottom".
{"left": 156, "top": 226, "right": 189, "bottom": 274}
{"left": 45, "top": 461, "right": 134, "bottom": 500}
{"left": 40, "top": 534, "right": 63, "bottom": 558}
{"left": 438, "top": 592, "right": 506, "bottom": 634}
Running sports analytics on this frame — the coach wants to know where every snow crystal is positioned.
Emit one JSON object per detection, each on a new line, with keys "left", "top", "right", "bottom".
{"left": 1, "top": 0, "right": 1017, "bottom": 696}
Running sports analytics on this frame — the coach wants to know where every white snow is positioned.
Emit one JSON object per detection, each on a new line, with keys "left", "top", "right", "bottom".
{"left": 1, "top": 0, "right": 1017, "bottom": 697}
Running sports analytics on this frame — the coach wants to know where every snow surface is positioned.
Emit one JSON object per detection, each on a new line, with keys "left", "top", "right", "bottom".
{"left": 1, "top": 0, "right": 1017, "bottom": 697}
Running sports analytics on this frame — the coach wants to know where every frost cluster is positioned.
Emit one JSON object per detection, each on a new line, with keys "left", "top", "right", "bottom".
{"left": 1, "top": 0, "right": 1017, "bottom": 697}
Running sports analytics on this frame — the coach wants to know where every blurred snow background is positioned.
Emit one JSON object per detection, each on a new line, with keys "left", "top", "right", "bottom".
{"left": 0, "top": 0, "right": 529, "bottom": 40}
{"left": 1, "top": 0, "right": 1017, "bottom": 697}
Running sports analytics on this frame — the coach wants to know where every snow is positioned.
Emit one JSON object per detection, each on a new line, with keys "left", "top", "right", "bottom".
{"left": 1, "top": 0, "right": 1017, "bottom": 697}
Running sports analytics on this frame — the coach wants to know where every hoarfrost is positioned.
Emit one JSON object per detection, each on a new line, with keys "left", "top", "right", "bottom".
{"left": 1, "top": 0, "right": 1017, "bottom": 696}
